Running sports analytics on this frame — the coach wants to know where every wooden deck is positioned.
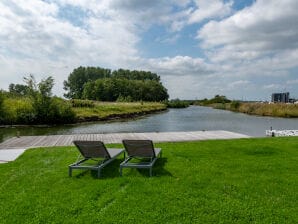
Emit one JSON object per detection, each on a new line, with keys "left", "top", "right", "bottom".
{"left": 0, "top": 130, "right": 250, "bottom": 149}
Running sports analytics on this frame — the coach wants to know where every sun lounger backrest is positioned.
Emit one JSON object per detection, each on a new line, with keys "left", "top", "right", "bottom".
{"left": 122, "top": 140, "right": 156, "bottom": 158}
{"left": 73, "top": 141, "right": 111, "bottom": 159}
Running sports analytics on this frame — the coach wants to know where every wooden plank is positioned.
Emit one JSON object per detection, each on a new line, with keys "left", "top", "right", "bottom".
{"left": 0, "top": 131, "right": 250, "bottom": 149}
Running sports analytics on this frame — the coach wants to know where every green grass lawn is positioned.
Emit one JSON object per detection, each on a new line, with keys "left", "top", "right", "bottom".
{"left": 0, "top": 137, "right": 297, "bottom": 223}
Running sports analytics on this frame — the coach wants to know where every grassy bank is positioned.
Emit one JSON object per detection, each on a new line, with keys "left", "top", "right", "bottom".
{"left": 0, "top": 137, "right": 297, "bottom": 223}
{"left": 208, "top": 102, "right": 298, "bottom": 118}
{"left": 0, "top": 97, "right": 166, "bottom": 125}
{"left": 73, "top": 101, "right": 167, "bottom": 122}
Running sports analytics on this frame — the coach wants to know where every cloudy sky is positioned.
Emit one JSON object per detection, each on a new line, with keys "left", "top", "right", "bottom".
{"left": 1, "top": 0, "right": 298, "bottom": 100}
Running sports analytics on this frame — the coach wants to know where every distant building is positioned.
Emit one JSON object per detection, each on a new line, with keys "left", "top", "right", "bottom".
{"left": 271, "top": 92, "right": 289, "bottom": 103}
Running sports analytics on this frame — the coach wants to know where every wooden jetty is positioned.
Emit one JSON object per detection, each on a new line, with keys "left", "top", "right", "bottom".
{"left": 0, "top": 130, "right": 250, "bottom": 149}
{"left": 266, "top": 129, "right": 298, "bottom": 137}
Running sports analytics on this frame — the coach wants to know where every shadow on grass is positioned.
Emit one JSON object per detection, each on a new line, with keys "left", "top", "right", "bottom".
{"left": 71, "top": 158, "right": 124, "bottom": 179}
{"left": 71, "top": 157, "right": 171, "bottom": 179}
{"left": 244, "top": 146, "right": 279, "bottom": 157}
{"left": 123, "top": 158, "right": 172, "bottom": 177}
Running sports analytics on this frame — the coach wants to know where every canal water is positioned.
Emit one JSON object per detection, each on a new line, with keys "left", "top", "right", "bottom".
{"left": 1, "top": 106, "right": 298, "bottom": 142}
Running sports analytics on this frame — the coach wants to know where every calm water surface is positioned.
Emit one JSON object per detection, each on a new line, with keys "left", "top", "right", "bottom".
{"left": 1, "top": 106, "right": 298, "bottom": 142}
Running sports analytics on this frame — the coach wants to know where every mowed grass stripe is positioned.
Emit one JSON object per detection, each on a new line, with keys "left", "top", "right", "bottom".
{"left": 0, "top": 137, "right": 297, "bottom": 223}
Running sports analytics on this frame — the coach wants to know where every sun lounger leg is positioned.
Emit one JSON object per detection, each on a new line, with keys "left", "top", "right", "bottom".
{"left": 120, "top": 167, "right": 123, "bottom": 176}
{"left": 69, "top": 167, "right": 72, "bottom": 177}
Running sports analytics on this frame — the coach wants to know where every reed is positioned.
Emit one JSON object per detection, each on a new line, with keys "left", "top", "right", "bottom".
{"left": 237, "top": 103, "right": 298, "bottom": 117}
{"left": 210, "top": 102, "right": 298, "bottom": 118}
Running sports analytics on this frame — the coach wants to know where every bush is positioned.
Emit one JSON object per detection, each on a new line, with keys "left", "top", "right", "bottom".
{"left": 70, "top": 99, "right": 95, "bottom": 108}
{"left": 1, "top": 97, "right": 76, "bottom": 125}
{"left": 230, "top": 101, "right": 241, "bottom": 110}
{"left": 166, "top": 99, "right": 190, "bottom": 108}
{"left": 116, "top": 95, "right": 133, "bottom": 102}
{"left": 1, "top": 98, "right": 34, "bottom": 124}
{"left": 48, "top": 97, "right": 76, "bottom": 124}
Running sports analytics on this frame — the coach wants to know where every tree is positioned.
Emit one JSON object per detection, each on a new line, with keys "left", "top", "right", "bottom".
{"left": 82, "top": 78, "right": 169, "bottom": 102}
{"left": 23, "top": 75, "right": 53, "bottom": 122}
{"left": 112, "top": 69, "right": 160, "bottom": 81}
{"left": 24, "top": 75, "right": 75, "bottom": 124}
{"left": 8, "top": 83, "right": 30, "bottom": 96}
{"left": 64, "top": 66, "right": 112, "bottom": 99}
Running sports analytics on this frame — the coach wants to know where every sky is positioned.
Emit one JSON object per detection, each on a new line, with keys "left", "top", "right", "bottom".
{"left": 1, "top": 0, "right": 298, "bottom": 101}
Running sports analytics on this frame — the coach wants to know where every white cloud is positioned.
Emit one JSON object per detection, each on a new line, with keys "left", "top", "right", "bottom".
{"left": 0, "top": 0, "right": 297, "bottom": 101}
{"left": 286, "top": 79, "right": 298, "bottom": 85}
{"left": 228, "top": 80, "right": 251, "bottom": 89}
{"left": 139, "top": 56, "right": 213, "bottom": 76}
{"left": 0, "top": 0, "right": 141, "bottom": 94}
{"left": 188, "top": 0, "right": 233, "bottom": 24}
{"left": 263, "top": 84, "right": 284, "bottom": 90}
{"left": 198, "top": 0, "right": 298, "bottom": 52}
{"left": 192, "top": 0, "right": 298, "bottom": 100}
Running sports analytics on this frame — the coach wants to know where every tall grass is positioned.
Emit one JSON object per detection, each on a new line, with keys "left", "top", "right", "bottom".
{"left": 73, "top": 101, "right": 167, "bottom": 121}
{"left": 70, "top": 99, "right": 95, "bottom": 108}
{"left": 1, "top": 97, "right": 34, "bottom": 124}
{"left": 207, "top": 102, "right": 298, "bottom": 118}
{"left": 236, "top": 103, "right": 298, "bottom": 117}
{"left": 0, "top": 97, "right": 75, "bottom": 125}
{"left": 1, "top": 97, "right": 166, "bottom": 125}
{"left": 166, "top": 99, "right": 190, "bottom": 108}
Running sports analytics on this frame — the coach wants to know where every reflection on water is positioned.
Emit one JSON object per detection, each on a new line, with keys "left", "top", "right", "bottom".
{"left": 1, "top": 106, "right": 298, "bottom": 142}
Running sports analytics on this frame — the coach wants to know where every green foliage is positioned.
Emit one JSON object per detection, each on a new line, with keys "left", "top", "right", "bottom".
{"left": 116, "top": 95, "right": 133, "bottom": 102}
{"left": 70, "top": 99, "right": 95, "bottom": 108}
{"left": 0, "top": 137, "right": 297, "bottom": 223}
{"left": 1, "top": 75, "right": 76, "bottom": 125}
{"left": 63, "top": 66, "right": 112, "bottom": 99}
{"left": 83, "top": 78, "right": 169, "bottom": 102}
{"left": 166, "top": 99, "right": 190, "bottom": 108}
{"left": 8, "top": 83, "right": 30, "bottom": 96}
{"left": 64, "top": 66, "right": 168, "bottom": 101}
{"left": 2, "top": 98, "right": 34, "bottom": 124}
{"left": 24, "top": 75, "right": 54, "bottom": 122}
{"left": 195, "top": 95, "right": 231, "bottom": 105}
{"left": 47, "top": 97, "right": 76, "bottom": 124}
{"left": 237, "top": 103, "right": 298, "bottom": 118}
{"left": 73, "top": 102, "right": 166, "bottom": 121}
{"left": 230, "top": 100, "right": 241, "bottom": 110}
{"left": 112, "top": 69, "right": 160, "bottom": 81}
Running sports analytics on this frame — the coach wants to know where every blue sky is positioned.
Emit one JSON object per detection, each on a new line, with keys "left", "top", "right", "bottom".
{"left": 0, "top": 0, "right": 298, "bottom": 100}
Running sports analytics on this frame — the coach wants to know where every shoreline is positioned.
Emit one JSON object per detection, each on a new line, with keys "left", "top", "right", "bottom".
{"left": 75, "top": 107, "right": 167, "bottom": 122}
{"left": 0, "top": 107, "right": 167, "bottom": 128}
{"left": 197, "top": 103, "right": 298, "bottom": 118}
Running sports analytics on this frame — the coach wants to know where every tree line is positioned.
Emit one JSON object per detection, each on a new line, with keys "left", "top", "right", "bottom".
{"left": 63, "top": 66, "right": 169, "bottom": 101}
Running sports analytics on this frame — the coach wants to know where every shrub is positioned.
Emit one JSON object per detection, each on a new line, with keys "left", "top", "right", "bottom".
{"left": 116, "top": 95, "right": 133, "bottom": 102}
{"left": 1, "top": 98, "right": 34, "bottom": 124}
{"left": 230, "top": 101, "right": 241, "bottom": 110}
{"left": 166, "top": 99, "right": 190, "bottom": 108}
{"left": 48, "top": 97, "right": 76, "bottom": 124}
{"left": 70, "top": 99, "right": 95, "bottom": 108}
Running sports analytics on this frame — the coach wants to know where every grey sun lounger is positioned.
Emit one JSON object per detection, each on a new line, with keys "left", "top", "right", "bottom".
{"left": 120, "top": 139, "right": 162, "bottom": 177}
{"left": 69, "top": 141, "right": 124, "bottom": 178}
